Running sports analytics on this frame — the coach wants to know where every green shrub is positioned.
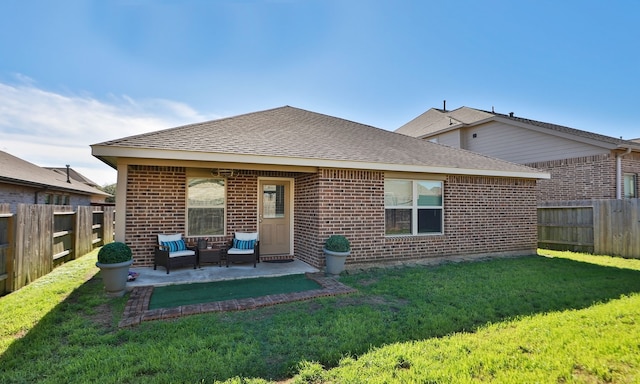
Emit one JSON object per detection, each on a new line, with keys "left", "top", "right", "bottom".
{"left": 97, "top": 242, "right": 132, "bottom": 264}
{"left": 324, "top": 235, "right": 350, "bottom": 253}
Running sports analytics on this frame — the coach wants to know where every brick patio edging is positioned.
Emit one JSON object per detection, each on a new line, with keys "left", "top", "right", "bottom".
{"left": 119, "top": 273, "right": 357, "bottom": 328}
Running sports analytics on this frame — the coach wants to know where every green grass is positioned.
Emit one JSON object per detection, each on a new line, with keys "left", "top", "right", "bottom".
{"left": 1, "top": 249, "right": 639, "bottom": 383}
{"left": 149, "top": 274, "right": 321, "bottom": 309}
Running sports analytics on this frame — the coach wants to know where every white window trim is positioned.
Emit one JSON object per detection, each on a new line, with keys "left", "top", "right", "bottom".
{"left": 385, "top": 179, "right": 444, "bottom": 236}
{"left": 186, "top": 176, "right": 227, "bottom": 237}
{"left": 624, "top": 173, "right": 637, "bottom": 199}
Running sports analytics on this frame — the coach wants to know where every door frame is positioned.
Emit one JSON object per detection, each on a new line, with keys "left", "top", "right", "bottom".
{"left": 257, "top": 177, "right": 295, "bottom": 256}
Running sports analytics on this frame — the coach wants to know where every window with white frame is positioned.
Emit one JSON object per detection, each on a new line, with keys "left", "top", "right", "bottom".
{"left": 624, "top": 173, "right": 637, "bottom": 199}
{"left": 187, "top": 178, "right": 225, "bottom": 236}
{"left": 384, "top": 179, "right": 443, "bottom": 235}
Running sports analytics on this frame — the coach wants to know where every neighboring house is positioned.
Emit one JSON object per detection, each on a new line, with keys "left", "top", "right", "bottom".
{"left": 91, "top": 106, "right": 548, "bottom": 269}
{"left": 0, "top": 150, "right": 111, "bottom": 212}
{"left": 396, "top": 106, "right": 640, "bottom": 202}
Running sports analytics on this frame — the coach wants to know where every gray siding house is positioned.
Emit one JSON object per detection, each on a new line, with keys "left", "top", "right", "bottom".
{"left": 397, "top": 106, "right": 640, "bottom": 202}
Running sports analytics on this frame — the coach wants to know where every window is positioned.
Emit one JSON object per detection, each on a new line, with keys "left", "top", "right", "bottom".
{"left": 624, "top": 174, "right": 637, "bottom": 199}
{"left": 44, "top": 193, "right": 69, "bottom": 205}
{"left": 187, "top": 178, "right": 225, "bottom": 236}
{"left": 385, "top": 179, "right": 443, "bottom": 235}
{"left": 262, "top": 184, "right": 285, "bottom": 218}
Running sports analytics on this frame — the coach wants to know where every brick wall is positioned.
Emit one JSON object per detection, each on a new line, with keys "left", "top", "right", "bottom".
{"left": 437, "top": 175, "right": 538, "bottom": 256}
{"left": 303, "top": 170, "right": 538, "bottom": 268}
{"left": 527, "top": 152, "right": 640, "bottom": 201}
{"left": 0, "top": 184, "right": 40, "bottom": 212}
{"left": 125, "top": 166, "right": 305, "bottom": 266}
{"left": 293, "top": 172, "right": 321, "bottom": 266}
{"left": 125, "top": 165, "right": 188, "bottom": 266}
{"left": 125, "top": 165, "right": 539, "bottom": 268}
{"left": 527, "top": 154, "right": 617, "bottom": 201}
{"left": 373, "top": 176, "right": 538, "bottom": 265}
{"left": 226, "top": 171, "right": 258, "bottom": 234}
{"left": 314, "top": 169, "right": 385, "bottom": 266}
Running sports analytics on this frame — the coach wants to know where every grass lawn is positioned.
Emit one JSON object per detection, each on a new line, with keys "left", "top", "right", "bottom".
{"left": 1, "top": 249, "right": 639, "bottom": 383}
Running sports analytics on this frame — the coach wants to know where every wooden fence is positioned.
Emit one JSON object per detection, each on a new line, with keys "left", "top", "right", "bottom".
{"left": 0, "top": 203, "right": 115, "bottom": 295}
{"left": 538, "top": 199, "right": 640, "bottom": 258}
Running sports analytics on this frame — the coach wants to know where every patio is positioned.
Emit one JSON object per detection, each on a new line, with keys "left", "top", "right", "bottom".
{"left": 119, "top": 259, "right": 359, "bottom": 328}
{"left": 126, "top": 259, "right": 320, "bottom": 289}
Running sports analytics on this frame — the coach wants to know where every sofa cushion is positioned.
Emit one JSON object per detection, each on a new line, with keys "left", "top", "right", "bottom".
{"left": 233, "top": 238, "right": 256, "bottom": 250}
{"left": 235, "top": 232, "right": 258, "bottom": 241}
{"left": 168, "top": 249, "right": 196, "bottom": 258}
{"left": 158, "top": 233, "right": 182, "bottom": 243}
{"left": 227, "top": 248, "right": 255, "bottom": 255}
{"left": 161, "top": 239, "right": 187, "bottom": 252}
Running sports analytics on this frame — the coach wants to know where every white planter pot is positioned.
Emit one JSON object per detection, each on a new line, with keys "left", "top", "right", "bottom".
{"left": 96, "top": 259, "right": 133, "bottom": 297}
{"left": 323, "top": 248, "right": 350, "bottom": 275}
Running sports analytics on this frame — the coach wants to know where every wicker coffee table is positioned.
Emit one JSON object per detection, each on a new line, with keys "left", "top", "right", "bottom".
{"left": 199, "top": 248, "right": 222, "bottom": 267}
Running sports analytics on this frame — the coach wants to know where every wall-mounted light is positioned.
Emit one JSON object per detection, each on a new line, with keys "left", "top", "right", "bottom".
{"left": 211, "top": 169, "right": 236, "bottom": 177}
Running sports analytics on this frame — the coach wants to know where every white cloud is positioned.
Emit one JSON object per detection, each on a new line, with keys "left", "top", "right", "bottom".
{"left": 0, "top": 78, "right": 220, "bottom": 186}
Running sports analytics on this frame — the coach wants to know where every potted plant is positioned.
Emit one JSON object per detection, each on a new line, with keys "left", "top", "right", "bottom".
{"left": 323, "top": 235, "right": 351, "bottom": 275}
{"left": 96, "top": 242, "right": 133, "bottom": 297}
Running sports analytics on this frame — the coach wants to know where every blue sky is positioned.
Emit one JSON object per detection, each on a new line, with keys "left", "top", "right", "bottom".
{"left": 1, "top": 0, "right": 638, "bottom": 186}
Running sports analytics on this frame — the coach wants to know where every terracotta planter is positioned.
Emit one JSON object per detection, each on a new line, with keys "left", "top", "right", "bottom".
{"left": 323, "top": 248, "right": 350, "bottom": 275}
{"left": 96, "top": 259, "right": 133, "bottom": 297}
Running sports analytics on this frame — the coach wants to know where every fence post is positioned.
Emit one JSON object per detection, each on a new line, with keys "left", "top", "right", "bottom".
{"left": 73, "top": 209, "right": 78, "bottom": 260}
{"left": 592, "top": 201, "right": 601, "bottom": 255}
{"left": 0, "top": 209, "right": 14, "bottom": 296}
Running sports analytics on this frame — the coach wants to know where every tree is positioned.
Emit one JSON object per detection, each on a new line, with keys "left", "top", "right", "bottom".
{"left": 101, "top": 183, "right": 117, "bottom": 203}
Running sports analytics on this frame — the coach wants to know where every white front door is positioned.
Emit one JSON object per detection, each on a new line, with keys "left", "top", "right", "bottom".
{"left": 258, "top": 179, "right": 292, "bottom": 255}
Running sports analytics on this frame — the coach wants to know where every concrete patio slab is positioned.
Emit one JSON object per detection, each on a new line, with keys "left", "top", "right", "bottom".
{"left": 126, "top": 259, "right": 320, "bottom": 289}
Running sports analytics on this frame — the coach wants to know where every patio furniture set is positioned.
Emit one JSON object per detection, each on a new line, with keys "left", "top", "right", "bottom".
{"left": 153, "top": 232, "right": 260, "bottom": 274}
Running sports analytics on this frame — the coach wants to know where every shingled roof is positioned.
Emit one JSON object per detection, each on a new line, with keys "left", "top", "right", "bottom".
{"left": 0, "top": 151, "right": 109, "bottom": 196}
{"left": 397, "top": 106, "right": 640, "bottom": 150}
{"left": 92, "top": 106, "right": 548, "bottom": 179}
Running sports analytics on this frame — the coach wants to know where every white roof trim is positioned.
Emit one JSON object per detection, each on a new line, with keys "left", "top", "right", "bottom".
{"left": 92, "top": 145, "right": 550, "bottom": 180}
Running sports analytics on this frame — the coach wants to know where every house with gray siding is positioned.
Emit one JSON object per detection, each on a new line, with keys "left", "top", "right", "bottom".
{"left": 397, "top": 106, "right": 640, "bottom": 202}
{"left": 92, "top": 106, "right": 548, "bottom": 269}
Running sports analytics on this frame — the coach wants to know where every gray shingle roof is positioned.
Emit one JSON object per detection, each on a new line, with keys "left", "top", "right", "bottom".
{"left": 397, "top": 106, "right": 640, "bottom": 149}
{"left": 46, "top": 167, "right": 101, "bottom": 188}
{"left": 396, "top": 107, "right": 494, "bottom": 137}
{"left": 0, "top": 151, "right": 108, "bottom": 196}
{"left": 92, "top": 106, "right": 546, "bottom": 178}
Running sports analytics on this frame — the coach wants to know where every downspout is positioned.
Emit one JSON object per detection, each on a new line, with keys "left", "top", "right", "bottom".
{"left": 616, "top": 147, "right": 632, "bottom": 199}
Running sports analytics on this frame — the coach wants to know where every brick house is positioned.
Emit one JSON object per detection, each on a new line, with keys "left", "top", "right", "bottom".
{"left": 91, "top": 106, "right": 548, "bottom": 269}
{"left": 0, "top": 150, "right": 110, "bottom": 212}
{"left": 396, "top": 106, "right": 640, "bottom": 202}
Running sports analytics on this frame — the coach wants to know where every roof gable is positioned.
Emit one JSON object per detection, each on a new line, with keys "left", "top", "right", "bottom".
{"left": 396, "top": 107, "right": 494, "bottom": 138}
{"left": 92, "top": 106, "right": 548, "bottom": 179}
